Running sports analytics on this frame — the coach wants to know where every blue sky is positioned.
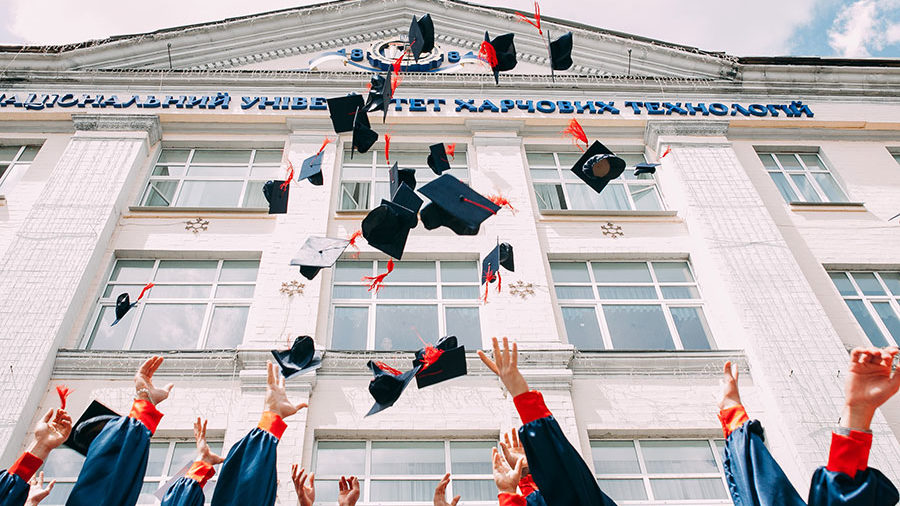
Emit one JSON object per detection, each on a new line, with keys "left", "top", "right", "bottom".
{"left": 0, "top": 0, "right": 897, "bottom": 57}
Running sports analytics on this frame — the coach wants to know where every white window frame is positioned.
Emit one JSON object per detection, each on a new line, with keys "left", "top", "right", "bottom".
{"left": 313, "top": 439, "right": 496, "bottom": 505}
{"left": 0, "top": 144, "right": 40, "bottom": 192}
{"left": 330, "top": 260, "right": 482, "bottom": 350}
{"left": 339, "top": 147, "right": 470, "bottom": 211}
{"left": 140, "top": 148, "right": 284, "bottom": 208}
{"left": 756, "top": 151, "right": 849, "bottom": 204}
{"left": 551, "top": 261, "right": 713, "bottom": 351}
{"left": 891, "top": 150, "right": 900, "bottom": 166}
{"left": 82, "top": 258, "right": 258, "bottom": 350}
{"left": 525, "top": 149, "right": 664, "bottom": 212}
{"left": 591, "top": 438, "right": 730, "bottom": 505}
{"left": 829, "top": 270, "right": 900, "bottom": 348}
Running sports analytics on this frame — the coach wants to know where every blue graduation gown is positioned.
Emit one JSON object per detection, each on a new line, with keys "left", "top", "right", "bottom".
{"left": 160, "top": 478, "right": 205, "bottom": 506}
{"left": 209, "top": 428, "right": 279, "bottom": 506}
{"left": 808, "top": 467, "right": 898, "bottom": 506}
{"left": 722, "top": 419, "right": 806, "bottom": 506}
{"left": 515, "top": 391, "right": 617, "bottom": 506}
{"left": 0, "top": 471, "right": 29, "bottom": 506}
{"left": 526, "top": 490, "right": 548, "bottom": 506}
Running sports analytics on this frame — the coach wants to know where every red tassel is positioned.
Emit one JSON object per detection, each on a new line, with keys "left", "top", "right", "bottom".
{"left": 561, "top": 119, "right": 588, "bottom": 150}
{"left": 661, "top": 146, "right": 672, "bottom": 158}
{"left": 384, "top": 134, "right": 392, "bottom": 164}
{"left": 445, "top": 143, "right": 456, "bottom": 159}
{"left": 419, "top": 346, "right": 445, "bottom": 371}
{"left": 317, "top": 138, "right": 332, "bottom": 156}
{"left": 482, "top": 265, "right": 496, "bottom": 303}
{"left": 374, "top": 361, "right": 403, "bottom": 376}
{"left": 487, "top": 194, "right": 517, "bottom": 215}
{"left": 514, "top": 2, "right": 542, "bottom": 34}
{"left": 391, "top": 72, "right": 401, "bottom": 95}
{"left": 136, "top": 283, "right": 154, "bottom": 302}
{"left": 363, "top": 258, "right": 394, "bottom": 292}
{"left": 56, "top": 385, "right": 71, "bottom": 410}
{"left": 462, "top": 198, "right": 497, "bottom": 215}
{"left": 347, "top": 230, "right": 362, "bottom": 259}
{"left": 478, "top": 41, "right": 498, "bottom": 68}
{"left": 280, "top": 160, "right": 294, "bottom": 191}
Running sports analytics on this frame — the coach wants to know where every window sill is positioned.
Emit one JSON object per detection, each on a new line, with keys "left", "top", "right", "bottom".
{"left": 539, "top": 209, "right": 679, "bottom": 219}
{"left": 127, "top": 206, "right": 271, "bottom": 215}
{"left": 789, "top": 201, "right": 866, "bottom": 212}
{"left": 572, "top": 349, "right": 748, "bottom": 377}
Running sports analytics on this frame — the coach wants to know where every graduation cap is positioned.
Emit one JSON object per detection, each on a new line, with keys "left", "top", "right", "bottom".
{"left": 389, "top": 162, "right": 417, "bottom": 197}
{"left": 482, "top": 241, "right": 514, "bottom": 284}
{"left": 64, "top": 400, "right": 119, "bottom": 456}
{"left": 408, "top": 14, "right": 435, "bottom": 61}
{"left": 481, "top": 31, "right": 517, "bottom": 85}
{"left": 366, "top": 360, "right": 422, "bottom": 416}
{"left": 634, "top": 162, "right": 660, "bottom": 177}
{"left": 290, "top": 236, "right": 351, "bottom": 280}
{"left": 271, "top": 335, "right": 323, "bottom": 378}
{"left": 112, "top": 283, "right": 154, "bottom": 326}
{"left": 365, "top": 70, "right": 393, "bottom": 123}
{"left": 570, "top": 141, "right": 626, "bottom": 194}
{"left": 427, "top": 143, "right": 455, "bottom": 175}
{"left": 327, "top": 95, "right": 370, "bottom": 134}
{"left": 413, "top": 336, "right": 467, "bottom": 389}
{"left": 549, "top": 31, "right": 573, "bottom": 71}
{"left": 262, "top": 180, "right": 290, "bottom": 214}
{"left": 297, "top": 153, "right": 324, "bottom": 186}
{"left": 419, "top": 175, "right": 500, "bottom": 236}
{"left": 351, "top": 108, "right": 379, "bottom": 158}
{"left": 361, "top": 183, "right": 422, "bottom": 260}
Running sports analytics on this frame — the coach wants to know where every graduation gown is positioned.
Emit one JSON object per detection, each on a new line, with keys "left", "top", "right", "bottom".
{"left": 514, "top": 391, "right": 617, "bottom": 506}
{"left": 160, "top": 462, "right": 216, "bottom": 506}
{"left": 67, "top": 400, "right": 163, "bottom": 506}
{"left": 519, "top": 475, "right": 548, "bottom": 506}
{"left": 209, "top": 412, "right": 285, "bottom": 506}
{"left": 807, "top": 430, "right": 899, "bottom": 506}
{"left": 718, "top": 405, "right": 806, "bottom": 506}
{"left": 0, "top": 452, "right": 43, "bottom": 506}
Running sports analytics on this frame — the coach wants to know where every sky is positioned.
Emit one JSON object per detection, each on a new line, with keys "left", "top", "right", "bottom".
{"left": 0, "top": 0, "right": 897, "bottom": 57}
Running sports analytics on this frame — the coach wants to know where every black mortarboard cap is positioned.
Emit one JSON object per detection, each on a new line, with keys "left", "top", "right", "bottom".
{"left": 570, "top": 141, "right": 626, "bottom": 194}
{"left": 409, "top": 14, "right": 435, "bottom": 60}
{"left": 634, "top": 162, "right": 660, "bottom": 177}
{"left": 418, "top": 175, "right": 499, "bottom": 235}
{"left": 389, "top": 162, "right": 417, "bottom": 197}
{"left": 290, "top": 236, "right": 351, "bottom": 280}
{"left": 361, "top": 186, "right": 422, "bottom": 259}
{"left": 365, "top": 70, "right": 393, "bottom": 123}
{"left": 391, "top": 183, "right": 423, "bottom": 228}
{"left": 549, "top": 32, "right": 574, "bottom": 71}
{"left": 298, "top": 153, "right": 324, "bottom": 186}
{"left": 482, "top": 242, "right": 514, "bottom": 284}
{"left": 262, "top": 180, "right": 289, "bottom": 214}
{"left": 352, "top": 112, "right": 379, "bottom": 157}
{"left": 64, "top": 400, "right": 119, "bottom": 456}
{"left": 420, "top": 204, "right": 477, "bottom": 236}
{"left": 327, "top": 95, "right": 370, "bottom": 134}
{"left": 413, "top": 335, "right": 467, "bottom": 389}
{"left": 271, "top": 335, "right": 323, "bottom": 379}
{"left": 366, "top": 361, "right": 422, "bottom": 416}
{"left": 484, "top": 31, "right": 517, "bottom": 84}
{"left": 113, "top": 293, "right": 134, "bottom": 325}
{"left": 427, "top": 143, "right": 453, "bottom": 175}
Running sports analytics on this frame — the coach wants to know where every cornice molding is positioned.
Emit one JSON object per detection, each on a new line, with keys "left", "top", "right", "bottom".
{"left": 72, "top": 113, "right": 161, "bottom": 144}
{"left": 644, "top": 119, "right": 730, "bottom": 151}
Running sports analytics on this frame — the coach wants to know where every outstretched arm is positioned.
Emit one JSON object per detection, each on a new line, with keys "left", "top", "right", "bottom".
{"left": 0, "top": 408, "right": 71, "bottom": 506}
{"left": 434, "top": 473, "right": 460, "bottom": 506}
{"left": 493, "top": 447, "right": 525, "bottom": 506}
{"left": 717, "top": 361, "right": 749, "bottom": 438}
{"left": 161, "top": 418, "right": 224, "bottom": 506}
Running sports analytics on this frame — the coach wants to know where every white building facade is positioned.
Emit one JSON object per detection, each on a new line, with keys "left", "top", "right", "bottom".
{"left": 1, "top": 0, "right": 899, "bottom": 504}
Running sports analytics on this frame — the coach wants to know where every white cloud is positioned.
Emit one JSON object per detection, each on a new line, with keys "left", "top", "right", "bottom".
{"left": 828, "top": 0, "right": 900, "bottom": 56}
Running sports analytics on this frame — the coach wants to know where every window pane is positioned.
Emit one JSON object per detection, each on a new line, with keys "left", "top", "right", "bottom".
{"left": 769, "top": 172, "right": 798, "bottom": 202}
{"left": 244, "top": 181, "right": 268, "bottom": 208}
{"left": 649, "top": 478, "right": 727, "bottom": 500}
{"left": 442, "top": 286, "right": 480, "bottom": 299}
{"left": 156, "top": 261, "right": 218, "bottom": 282}
{"left": 829, "top": 272, "right": 857, "bottom": 296}
{"left": 215, "top": 285, "right": 256, "bottom": 298}
{"left": 556, "top": 153, "right": 581, "bottom": 167}
{"left": 879, "top": 272, "right": 900, "bottom": 296}
{"left": 846, "top": 300, "right": 890, "bottom": 347}
{"left": 145, "top": 442, "right": 170, "bottom": 476}
{"left": 176, "top": 181, "right": 243, "bottom": 207}
{"left": 776, "top": 153, "right": 803, "bottom": 171}
{"left": 375, "top": 305, "right": 439, "bottom": 350}
{"left": 168, "top": 442, "right": 198, "bottom": 475}
{"left": 441, "top": 261, "right": 478, "bottom": 283}
{"left": 630, "top": 185, "right": 662, "bottom": 211}
{"left": 598, "top": 479, "right": 647, "bottom": 501}
{"left": 332, "top": 307, "right": 368, "bottom": 350}
{"left": 143, "top": 181, "right": 178, "bottom": 206}
{"left": 550, "top": 263, "right": 591, "bottom": 283}
{"left": 314, "top": 480, "right": 341, "bottom": 504}
{"left": 790, "top": 174, "right": 822, "bottom": 202}
{"left": 555, "top": 286, "right": 595, "bottom": 299}
{"left": 445, "top": 307, "right": 482, "bottom": 349}
{"left": 220, "top": 260, "right": 259, "bottom": 282}
{"left": 158, "top": 149, "right": 191, "bottom": 163}
{"left": 595, "top": 286, "right": 657, "bottom": 299}
{"left": 382, "top": 261, "right": 435, "bottom": 282}
{"left": 592, "top": 262, "right": 652, "bottom": 283}
{"left": 450, "top": 441, "right": 494, "bottom": 474}
{"left": 562, "top": 307, "right": 603, "bottom": 350}
{"left": 110, "top": 260, "right": 154, "bottom": 282}
{"left": 671, "top": 307, "right": 713, "bottom": 350}
{"left": 42, "top": 448, "right": 85, "bottom": 477}
{"left": 534, "top": 184, "right": 566, "bottom": 210}
{"left": 87, "top": 306, "right": 130, "bottom": 350}
{"left": 20, "top": 145, "right": 40, "bottom": 161}
{"left": 205, "top": 306, "right": 249, "bottom": 348}
{"left": 148, "top": 285, "right": 212, "bottom": 299}
{"left": 376, "top": 286, "right": 437, "bottom": 299}
{"left": 131, "top": 304, "right": 206, "bottom": 350}
{"left": 371, "top": 442, "right": 444, "bottom": 475}
{"left": 453, "top": 480, "right": 495, "bottom": 500}
{"left": 531, "top": 168, "right": 560, "bottom": 180}
{"left": 871, "top": 302, "right": 900, "bottom": 342}
{"left": 104, "top": 284, "right": 144, "bottom": 298}
{"left": 0, "top": 146, "right": 20, "bottom": 160}
{"left": 660, "top": 286, "right": 700, "bottom": 299}
{"left": 642, "top": 440, "right": 718, "bottom": 473}
{"left": 652, "top": 262, "right": 693, "bottom": 282}
{"left": 136, "top": 482, "right": 160, "bottom": 504}
{"left": 369, "top": 480, "right": 440, "bottom": 502}
{"left": 604, "top": 305, "right": 675, "bottom": 350}
{"left": 374, "top": 182, "right": 390, "bottom": 204}
{"left": 253, "top": 150, "right": 284, "bottom": 164}
{"left": 335, "top": 261, "right": 372, "bottom": 282}
{"left": 799, "top": 153, "right": 824, "bottom": 171}
{"left": 340, "top": 182, "right": 369, "bottom": 210}
{"left": 591, "top": 441, "right": 641, "bottom": 473}
{"left": 565, "top": 184, "right": 607, "bottom": 210}
{"left": 191, "top": 149, "right": 252, "bottom": 164}
{"left": 315, "top": 442, "right": 366, "bottom": 476}
{"left": 333, "top": 286, "right": 371, "bottom": 299}
{"left": 526, "top": 152, "right": 556, "bottom": 166}
{"left": 186, "top": 165, "right": 249, "bottom": 178}
{"left": 812, "top": 173, "right": 848, "bottom": 202}
{"left": 851, "top": 272, "right": 886, "bottom": 296}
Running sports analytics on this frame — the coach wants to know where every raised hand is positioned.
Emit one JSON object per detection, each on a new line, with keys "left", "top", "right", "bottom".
{"left": 477, "top": 337, "right": 529, "bottom": 397}
{"left": 718, "top": 361, "right": 743, "bottom": 410}
{"left": 842, "top": 347, "right": 900, "bottom": 431}
{"left": 193, "top": 418, "right": 224, "bottom": 466}
{"left": 265, "top": 361, "right": 308, "bottom": 419}
{"left": 500, "top": 429, "right": 528, "bottom": 476}
{"left": 26, "top": 471, "right": 55, "bottom": 506}
{"left": 338, "top": 476, "right": 361, "bottom": 506}
{"left": 29, "top": 409, "right": 72, "bottom": 461}
{"left": 492, "top": 447, "right": 524, "bottom": 495}
{"left": 433, "top": 473, "right": 460, "bottom": 506}
{"left": 291, "top": 465, "right": 315, "bottom": 506}
{"left": 134, "top": 356, "right": 174, "bottom": 406}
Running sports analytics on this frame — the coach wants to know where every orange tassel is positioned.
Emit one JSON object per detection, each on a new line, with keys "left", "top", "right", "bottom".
{"left": 363, "top": 258, "right": 394, "bottom": 292}
{"left": 56, "top": 385, "right": 71, "bottom": 410}
{"left": 561, "top": 119, "right": 588, "bottom": 150}
{"left": 136, "top": 283, "right": 154, "bottom": 301}
{"left": 514, "top": 2, "right": 542, "bottom": 34}
{"left": 445, "top": 143, "right": 456, "bottom": 159}
{"left": 317, "top": 138, "right": 332, "bottom": 156}
{"left": 661, "top": 146, "right": 672, "bottom": 158}
{"left": 419, "top": 346, "right": 445, "bottom": 371}
{"left": 384, "top": 134, "right": 392, "bottom": 164}
{"left": 374, "top": 361, "right": 403, "bottom": 376}
{"left": 478, "top": 41, "right": 498, "bottom": 68}
{"left": 487, "top": 194, "right": 517, "bottom": 215}
{"left": 280, "top": 160, "right": 294, "bottom": 191}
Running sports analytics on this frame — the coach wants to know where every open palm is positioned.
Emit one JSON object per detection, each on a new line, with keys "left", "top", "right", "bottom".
{"left": 135, "top": 356, "right": 173, "bottom": 405}
{"left": 846, "top": 347, "right": 900, "bottom": 412}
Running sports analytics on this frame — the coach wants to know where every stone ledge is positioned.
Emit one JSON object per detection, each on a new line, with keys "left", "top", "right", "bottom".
{"left": 789, "top": 201, "right": 866, "bottom": 211}
{"left": 126, "top": 206, "right": 270, "bottom": 215}
{"left": 572, "top": 349, "right": 748, "bottom": 377}
{"left": 72, "top": 114, "right": 161, "bottom": 144}
{"left": 539, "top": 210, "right": 679, "bottom": 220}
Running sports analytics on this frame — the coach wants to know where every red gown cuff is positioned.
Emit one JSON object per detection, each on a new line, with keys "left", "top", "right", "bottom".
{"left": 518, "top": 474, "right": 538, "bottom": 496}
{"left": 186, "top": 461, "right": 216, "bottom": 488}
{"left": 258, "top": 411, "right": 287, "bottom": 440}
{"left": 499, "top": 492, "right": 527, "bottom": 506}
{"left": 513, "top": 391, "right": 552, "bottom": 425}
{"left": 129, "top": 399, "right": 164, "bottom": 435}
{"left": 718, "top": 405, "right": 750, "bottom": 438}
{"left": 8, "top": 452, "right": 42, "bottom": 481}
{"left": 827, "top": 430, "right": 873, "bottom": 478}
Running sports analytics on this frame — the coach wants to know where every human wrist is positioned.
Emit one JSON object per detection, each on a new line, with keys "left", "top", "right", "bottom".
{"left": 841, "top": 405, "right": 875, "bottom": 432}
{"left": 26, "top": 441, "right": 51, "bottom": 461}
{"left": 503, "top": 374, "right": 529, "bottom": 397}
{"left": 497, "top": 484, "right": 517, "bottom": 495}
{"left": 135, "top": 388, "right": 153, "bottom": 404}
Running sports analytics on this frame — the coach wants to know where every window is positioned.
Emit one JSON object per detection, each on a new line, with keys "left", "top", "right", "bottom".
{"left": 40, "top": 440, "right": 224, "bottom": 505}
{"left": 340, "top": 148, "right": 469, "bottom": 210}
{"left": 140, "top": 148, "right": 284, "bottom": 208}
{"left": 551, "top": 261, "right": 714, "bottom": 350}
{"left": 331, "top": 260, "right": 482, "bottom": 350}
{"left": 526, "top": 150, "right": 662, "bottom": 211}
{"left": 757, "top": 151, "right": 849, "bottom": 204}
{"left": 591, "top": 439, "right": 729, "bottom": 504}
{"left": 893, "top": 153, "right": 900, "bottom": 166}
{"left": 0, "top": 145, "right": 40, "bottom": 191}
{"left": 829, "top": 270, "right": 900, "bottom": 347}
{"left": 313, "top": 440, "right": 495, "bottom": 505}
{"left": 85, "top": 259, "right": 259, "bottom": 350}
